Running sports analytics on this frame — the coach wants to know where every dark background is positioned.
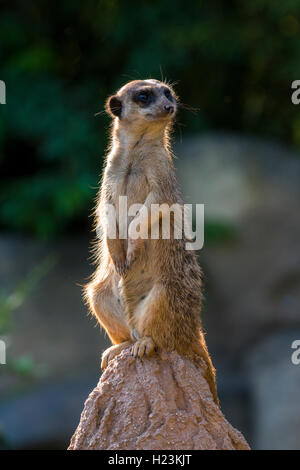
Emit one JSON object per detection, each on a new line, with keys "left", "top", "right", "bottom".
{"left": 0, "top": 0, "right": 300, "bottom": 450}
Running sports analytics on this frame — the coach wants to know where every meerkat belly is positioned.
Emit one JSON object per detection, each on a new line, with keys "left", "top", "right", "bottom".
{"left": 121, "top": 240, "right": 158, "bottom": 321}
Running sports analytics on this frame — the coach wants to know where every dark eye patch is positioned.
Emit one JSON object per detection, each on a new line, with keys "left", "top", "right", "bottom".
{"left": 133, "top": 89, "right": 155, "bottom": 106}
{"left": 163, "top": 88, "right": 173, "bottom": 102}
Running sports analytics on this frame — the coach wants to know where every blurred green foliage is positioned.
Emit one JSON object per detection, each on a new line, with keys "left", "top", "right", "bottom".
{"left": 204, "top": 220, "right": 237, "bottom": 246}
{"left": 0, "top": 254, "right": 57, "bottom": 333}
{"left": 0, "top": 0, "right": 299, "bottom": 237}
{"left": 0, "top": 256, "right": 56, "bottom": 449}
{"left": 0, "top": 254, "right": 56, "bottom": 378}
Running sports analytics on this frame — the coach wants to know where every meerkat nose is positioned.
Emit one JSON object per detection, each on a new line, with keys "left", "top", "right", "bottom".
{"left": 164, "top": 104, "right": 174, "bottom": 114}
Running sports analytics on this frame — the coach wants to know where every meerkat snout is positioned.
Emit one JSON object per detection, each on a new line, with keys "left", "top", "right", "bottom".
{"left": 164, "top": 104, "right": 174, "bottom": 114}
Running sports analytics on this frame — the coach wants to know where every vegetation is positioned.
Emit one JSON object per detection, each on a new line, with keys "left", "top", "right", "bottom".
{"left": 0, "top": 255, "right": 56, "bottom": 381}
{"left": 0, "top": 1, "right": 299, "bottom": 237}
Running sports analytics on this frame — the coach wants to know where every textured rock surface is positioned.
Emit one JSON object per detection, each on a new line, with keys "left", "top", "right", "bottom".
{"left": 68, "top": 349, "right": 250, "bottom": 450}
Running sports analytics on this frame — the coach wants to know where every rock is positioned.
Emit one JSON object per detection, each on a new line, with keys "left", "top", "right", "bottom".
{"left": 68, "top": 349, "right": 250, "bottom": 450}
{"left": 175, "top": 133, "right": 300, "bottom": 223}
{"left": 246, "top": 330, "right": 300, "bottom": 450}
{"left": 175, "top": 134, "right": 300, "bottom": 355}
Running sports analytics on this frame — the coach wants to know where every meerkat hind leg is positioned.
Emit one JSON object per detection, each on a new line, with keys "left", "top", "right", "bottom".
{"left": 129, "top": 285, "right": 160, "bottom": 359}
{"left": 101, "top": 340, "right": 132, "bottom": 370}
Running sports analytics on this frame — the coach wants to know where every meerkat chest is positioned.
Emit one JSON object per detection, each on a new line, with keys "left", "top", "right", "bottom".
{"left": 111, "top": 163, "right": 150, "bottom": 207}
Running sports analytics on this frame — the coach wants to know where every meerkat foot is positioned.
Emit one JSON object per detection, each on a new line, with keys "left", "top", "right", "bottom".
{"left": 101, "top": 341, "right": 131, "bottom": 370}
{"left": 131, "top": 336, "right": 155, "bottom": 359}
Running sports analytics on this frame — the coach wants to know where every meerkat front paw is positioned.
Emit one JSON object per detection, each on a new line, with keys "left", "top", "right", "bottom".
{"left": 101, "top": 341, "right": 131, "bottom": 370}
{"left": 131, "top": 336, "right": 155, "bottom": 359}
{"left": 107, "top": 238, "right": 127, "bottom": 276}
{"left": 112, "top": 256, "right": 128, "bottom": 276}
{"left": 126, "top": 237, "right": 144, "bottom": 269}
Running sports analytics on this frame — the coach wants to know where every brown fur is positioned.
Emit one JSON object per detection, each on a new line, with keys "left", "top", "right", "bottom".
{"left": 85, "top": 79, "right": 219, "bottom": 406}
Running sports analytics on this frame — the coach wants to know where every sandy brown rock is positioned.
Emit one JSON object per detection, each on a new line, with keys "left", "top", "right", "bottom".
{"left": 68, "top": 349, "right": 250, "bottom": 450}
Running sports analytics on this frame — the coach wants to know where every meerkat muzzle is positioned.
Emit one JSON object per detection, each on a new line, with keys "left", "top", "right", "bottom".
{"left": 163, "top": 104, "right": 174, "bottom": 114}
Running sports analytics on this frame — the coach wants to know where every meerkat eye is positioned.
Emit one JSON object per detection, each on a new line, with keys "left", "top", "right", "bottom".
{"left": 134, "top": 90, "right": 154, "bottom": 105}
{"left": 138, "top": 92, "right": 149, "bottom": 102}
{"left": 164, "top": 89, "right": 173, "bottom": 101}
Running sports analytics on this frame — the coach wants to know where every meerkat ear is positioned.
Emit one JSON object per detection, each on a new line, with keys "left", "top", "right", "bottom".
{"left": 106, "top": 95, "right": 122, "bottom": 118}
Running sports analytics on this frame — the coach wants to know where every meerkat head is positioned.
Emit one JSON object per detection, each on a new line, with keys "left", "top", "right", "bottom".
{"left": 105, "top": 79, "right": 177, "bottom": 126}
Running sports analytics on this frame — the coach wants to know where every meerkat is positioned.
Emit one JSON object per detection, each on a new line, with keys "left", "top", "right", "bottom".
{"left": 85, "top": 79, "right": 219, "bottom": 405}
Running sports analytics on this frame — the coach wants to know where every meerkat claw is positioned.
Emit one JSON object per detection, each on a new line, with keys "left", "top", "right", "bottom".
{"left": 132, "top": 336, "right": 155, "bottom": 359}
{"left": 126, "top": 237, "right": 143, "bottom": 269}
{"left": 126, "top": 252, "right": 136, "bottom": 270}
{"left": 114, "top": 261, "right": 127, "bottom": 276}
